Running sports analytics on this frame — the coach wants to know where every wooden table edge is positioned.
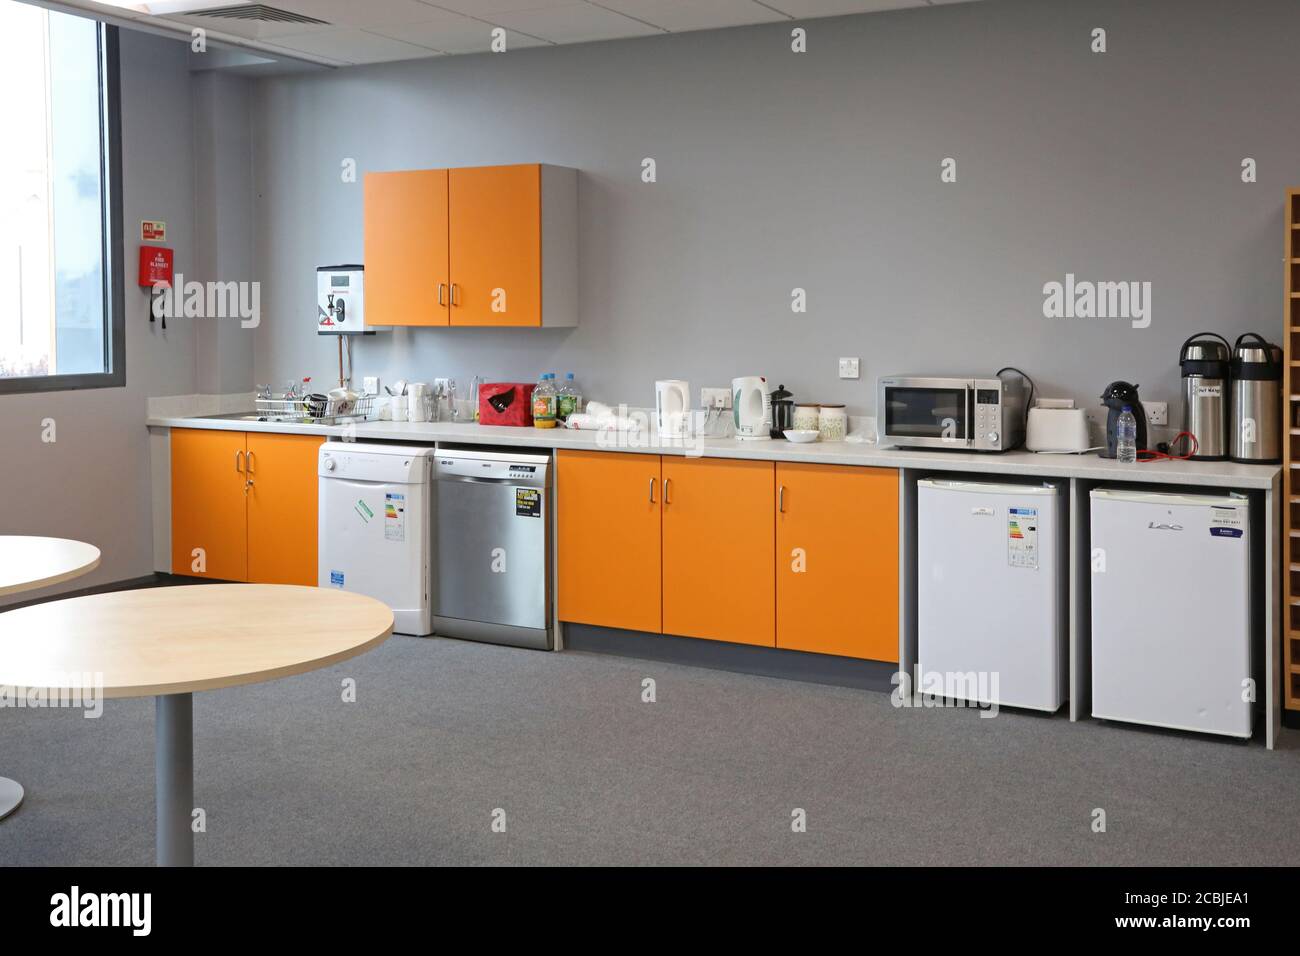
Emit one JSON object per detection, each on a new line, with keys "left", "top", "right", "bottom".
{"left": 0, "top": 552, "right": 101, "bottom": 598}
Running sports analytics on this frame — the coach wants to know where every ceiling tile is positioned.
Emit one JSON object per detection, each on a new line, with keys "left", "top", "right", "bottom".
{"left": 759, "top": 0, "right": 925, "bottom": 17}
{"left": 268, "top": 28, "right": 442, "bottom": 64}
{"left": 592, "top": 0, "right": 788, "bottom": 32}
{"left": 274, "top": 0, "right": 458, "bottom": 28}
{"left": 425, "top": 0, "right": 580, "bottom": 15}
{"left": 488, "top": 2, "right": 662, "bottom": 42}
{"left": 372, "top": 12, "right": 551, "bottom": 53}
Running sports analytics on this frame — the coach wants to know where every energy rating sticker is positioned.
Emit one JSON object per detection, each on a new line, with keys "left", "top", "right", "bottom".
{"left": 1007, "top": 507, "right": 1039, "bottom": 570}
{"left": 384, "top": 493, "right": 406, "bottom": 542}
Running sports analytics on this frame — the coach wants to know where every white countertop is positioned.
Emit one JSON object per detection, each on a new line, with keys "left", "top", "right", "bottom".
{"left": 147, "top": 412, "right": 1282, "bottom": 489}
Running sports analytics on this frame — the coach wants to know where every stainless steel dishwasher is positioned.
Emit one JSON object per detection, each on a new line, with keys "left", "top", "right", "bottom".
{"left": 432, "top": 446, "right": 552, "bottom": 650}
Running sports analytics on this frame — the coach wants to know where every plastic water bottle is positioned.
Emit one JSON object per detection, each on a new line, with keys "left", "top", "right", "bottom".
{"left": 1117, "top": 405, "right": 1137, "bottom": 464}
{"left": 533, "top": 373, "right": 557, "bottom": 428}
{"left": 557, "top": 372, "right": 582, "bottom": 420}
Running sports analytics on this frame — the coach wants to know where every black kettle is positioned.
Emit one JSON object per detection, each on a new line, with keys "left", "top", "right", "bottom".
{"left": 1099, "top": 380, "right": 1147, "bottom": 459}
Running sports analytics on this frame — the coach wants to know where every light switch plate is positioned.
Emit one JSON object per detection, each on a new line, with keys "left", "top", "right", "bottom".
{"left": 362, "top": 376, "right": 379, "bottom": 396}
{"left": 1145, "top": 401, "right": 1168, "bottom": 426}
{"left": 701, "top": 386, "right": 732, "bottom": 409}
{"left": 838, "top": 357, "right": 860, "bottom": 379}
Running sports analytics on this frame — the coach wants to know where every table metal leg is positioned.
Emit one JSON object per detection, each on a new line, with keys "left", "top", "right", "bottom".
{"left": 0, "top": 777, "right": 24, "bottom": 821}
{"left": 155, "top": 693, "right": 193, "bottom": 867}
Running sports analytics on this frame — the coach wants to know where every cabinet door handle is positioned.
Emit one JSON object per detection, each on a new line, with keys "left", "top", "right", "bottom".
{"left": 649, "top": 477, "right": 656, "bottom": 503}
{"left": 664, "top": 477, "right": 672, "bottom": 505}
{"left": 451, "top": 283, "right": 460, "bottom": 307}
{"left": 438, "top": 283, "right": 447, "bottom": 306}
{"left": 246, "top": 451, "right": 256, "bottom": 475}
{"left": 779, "top": 484, "right": 785, "bottom": 513}
{"left": 235, "top": 450, "right": 244, "bottom": 474}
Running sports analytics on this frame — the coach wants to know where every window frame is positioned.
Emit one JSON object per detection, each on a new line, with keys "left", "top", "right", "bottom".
{"left": 0, "top": 21, "right": 125, "bottom": 395}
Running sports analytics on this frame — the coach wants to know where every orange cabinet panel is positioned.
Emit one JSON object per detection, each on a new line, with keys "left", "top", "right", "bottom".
{"left": 246, "top": 433, "right": 325, "bottom": 586}
{"left": 364, "top": 169, "right": 449, "bottom": 326}
{"left": 448, "top": 164, "right": 541, "bottom": 327}
{"left": 171, "top": 428, "right": 248, "bottom": 581}
{"left": 557, "top": 450, "right": 661, "bottom": 632}
{"left": 776, "top": 463, "right": 898, "bottom": 661}
{"left": 662, "top": 458, "right": 775, "bottom": 647}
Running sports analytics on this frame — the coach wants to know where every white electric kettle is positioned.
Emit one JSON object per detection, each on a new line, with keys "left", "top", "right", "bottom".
{"left": 732, "top": 376, "right": 771, "bottom": 440}
{"left": 655, "top": 380, "right": 690, "bottom": 437}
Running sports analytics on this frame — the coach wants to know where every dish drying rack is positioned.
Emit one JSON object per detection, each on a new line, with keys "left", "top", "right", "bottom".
{"left": 254, "top": 394, "right": 376, "bottom": 425}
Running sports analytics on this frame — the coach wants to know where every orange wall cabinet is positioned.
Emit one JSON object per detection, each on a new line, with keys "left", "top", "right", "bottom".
{"left": 170, "top": 428, "right": 324, "bottom": 586}
{"left": 775, "top": 463, "right": 899, "bottom": 662}
{"left": 363, "top": 169, "right": 449, "bottom": 327}
{"left": 662, "top": 458, "right": 775, "bottom": 647}
{"left": 557, "top": 450, "right": 662, "bottom": 632}
{"left": 246, "top": 433, "right": 326, "bottom": 586}
{"left": 171, "top": 428, "right": 248, "bottom": 582}
{"left": 364, "top": 163, "right": 577, "bottom": 329}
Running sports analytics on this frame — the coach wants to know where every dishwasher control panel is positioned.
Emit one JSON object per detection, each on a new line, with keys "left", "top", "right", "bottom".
{"left": 433, "top": 447, "right": 551, "bottom": 488}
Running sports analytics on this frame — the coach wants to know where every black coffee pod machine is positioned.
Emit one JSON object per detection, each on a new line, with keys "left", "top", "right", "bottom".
{"left": 1099, "top": 380, "right": 1147, "bottom": 459}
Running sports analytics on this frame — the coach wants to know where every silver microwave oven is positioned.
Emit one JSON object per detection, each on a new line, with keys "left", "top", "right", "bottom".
{"left": 876, "top": 375, "right": 1027, "bottom": 451}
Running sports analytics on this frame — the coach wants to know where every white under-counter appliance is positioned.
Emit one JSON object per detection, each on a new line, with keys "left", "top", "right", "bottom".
{"left": 318, "top": 441, "right": 435, "bottom": 636}
{"left": 1090, "top": 488, "right": 1253, "bottom": 738}
{"left": 433, "top": 446, "right": 553, "bottom": 650}
{"left": 918, "top": 478, "right": 1066, "bottom": 711}
{"left": 877, "top": 374, "right": 1027, "bottom": 451}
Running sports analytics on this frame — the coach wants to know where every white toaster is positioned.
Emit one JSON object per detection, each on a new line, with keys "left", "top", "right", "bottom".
{"left": 1025, "top": 401, "right": 1092, "bottom": 453}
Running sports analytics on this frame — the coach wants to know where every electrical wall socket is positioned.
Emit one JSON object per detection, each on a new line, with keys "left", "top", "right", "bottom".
{"left": 362, "top": 376, "right": 379, "bottom": 396}
{"left": 838, "top": 357, "right": 860, "bottom": 380}
{"left": 701, "top": 387, "right": 732, "bottom": 409}
{"left": 1145, "top": 401, "right": 1168, "bottom": 426}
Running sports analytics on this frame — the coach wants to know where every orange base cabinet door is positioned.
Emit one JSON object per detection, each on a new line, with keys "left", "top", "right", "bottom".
{"left": 171, "top": 428, "right": 248, "bottom": 581}
{"left": 448, "top": 164, "right": 541, "bottom": 327}
{"left": 246, "top": 433, "right": 326, "bottom": 586}
{"left": 662, "top": 458, "right": 775, "bottom": 647}
{"left": 557, "top": 451, "right": 661, "bottom": 632}
{"left": 776, "top": 464, "right": 898, "bottom": 661}
{"left": 364, "top": 169, "right": 450, "bottom": 326}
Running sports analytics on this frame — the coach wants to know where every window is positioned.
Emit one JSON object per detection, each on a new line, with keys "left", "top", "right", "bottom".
{"left": 0, "top": 2, "right": 123, "bottom": 393}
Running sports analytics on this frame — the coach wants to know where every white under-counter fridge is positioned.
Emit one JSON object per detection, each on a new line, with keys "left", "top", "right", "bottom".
{"left": 917, "top": 478, "right": 1066, "bottom": 711}
{"left": 1089, "top": 488, "right": 1253, "bottom": 739}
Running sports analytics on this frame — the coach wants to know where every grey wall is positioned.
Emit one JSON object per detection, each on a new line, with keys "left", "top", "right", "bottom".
{"left": 0, "top": 29, "right": 199, "bottom": 597}
{"left": 192, "top": 71, "right": 255, "bottom": 395}
{"left": 249, "top": 0, "right": 1300, "bottom": 417}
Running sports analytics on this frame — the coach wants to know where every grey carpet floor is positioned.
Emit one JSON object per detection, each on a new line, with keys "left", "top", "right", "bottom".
{"left": 2, "top": 633, "right": 1298, "bottom": 866}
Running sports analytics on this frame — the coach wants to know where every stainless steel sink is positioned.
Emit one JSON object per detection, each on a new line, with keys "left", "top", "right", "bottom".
{"left": 199, "top": 412, "right": 266, "bottom": 421}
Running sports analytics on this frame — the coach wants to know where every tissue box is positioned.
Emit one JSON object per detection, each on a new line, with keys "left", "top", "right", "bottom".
{"left": 478, "top": 383, "right": 536, "bottom": 427}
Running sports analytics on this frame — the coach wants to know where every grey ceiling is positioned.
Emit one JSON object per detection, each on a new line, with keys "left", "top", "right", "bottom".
{"left": 64, "top": 0, "right": 982, "bottom": 66}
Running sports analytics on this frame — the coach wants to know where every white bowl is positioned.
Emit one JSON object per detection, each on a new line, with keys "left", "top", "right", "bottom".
{"left": 784, "top": 429, "right": 819, "bottom": 443}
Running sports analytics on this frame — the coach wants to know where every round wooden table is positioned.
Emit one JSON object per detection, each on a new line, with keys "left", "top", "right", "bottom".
{"left": 0, "top": 536, "right": 101, "bottom": 821}
{"left": 0, "top": 584, "right": 393, "bottom": 865}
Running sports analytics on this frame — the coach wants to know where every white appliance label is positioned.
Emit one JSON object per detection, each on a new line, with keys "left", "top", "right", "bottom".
{"left": 384, "top": 493, "right": 406, "bottom": 542}
{"left": 1007, "top": 507, "right": 1039, "bottom": 569}
{"left": 355, "top": 499, "right": 373, "bottom": 523}
{"left": 970, "top": 506, "right": 995, "bottom": 516}
{"left": 1195, "top": 383, "right": 1223, "bottom": 398}
{"left": 1209, "top": 506, "right": 1244, "bottom": 539}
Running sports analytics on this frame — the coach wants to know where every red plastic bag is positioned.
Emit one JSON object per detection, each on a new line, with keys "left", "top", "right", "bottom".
{"left": 478, "top": 383, "right": 536, "bottom": 426}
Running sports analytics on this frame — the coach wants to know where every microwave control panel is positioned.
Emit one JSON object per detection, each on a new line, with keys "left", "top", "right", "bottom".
{"left": 973, "top": 382, "right": 1004, "bottom": 450}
